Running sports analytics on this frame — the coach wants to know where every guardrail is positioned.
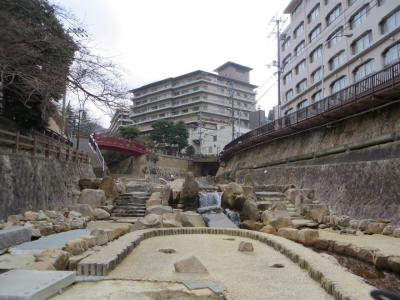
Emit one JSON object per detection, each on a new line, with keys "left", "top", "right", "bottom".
{"left": 0, "top": 128, "right": 89, "bottom": 163}
{"left": 222, "top": 60, "right": 400, "bottom": 158}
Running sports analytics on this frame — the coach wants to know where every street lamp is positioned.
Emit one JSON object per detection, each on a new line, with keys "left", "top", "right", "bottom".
{"left": 321, "top": 33, "right": 353, "bottom": 97}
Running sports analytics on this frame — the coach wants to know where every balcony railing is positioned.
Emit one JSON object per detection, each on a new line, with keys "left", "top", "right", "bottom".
{"left": 223, "top": 61, "right": 400, "bottom": 155}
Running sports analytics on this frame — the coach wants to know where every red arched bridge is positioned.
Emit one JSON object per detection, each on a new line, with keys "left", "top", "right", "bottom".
{"left": 92, "top": 134, "right": 149, "bottom": 156}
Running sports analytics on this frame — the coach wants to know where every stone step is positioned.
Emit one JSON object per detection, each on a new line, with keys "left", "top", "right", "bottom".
{"left": 114, "top": 202, "right": 147, "bottom": 207}
{"left": 126, "top": 185, "right": 150, "bottom": 193}
{"left": 112, "top": 208, "right": 146, "bottom": 213}
{"left": 115, "top": 200, "right": 147, "bottom": 204}
{"left": 111, "top": 213, "right": 145, "bottom": 217}
{"left": 255, "top": 191, "right": 285, "bottom": 198}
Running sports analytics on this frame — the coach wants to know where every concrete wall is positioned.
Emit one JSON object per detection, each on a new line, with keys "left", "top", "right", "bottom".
{"left": 217, "top": 102, "right": 400, "bottom": 224}
{"left": 0, "top": 151, "right": 95, "bottom": 220}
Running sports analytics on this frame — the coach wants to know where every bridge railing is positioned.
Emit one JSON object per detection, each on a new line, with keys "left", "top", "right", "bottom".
{"left": 0, "top": 128, "right": 89, "bottom": 163}
{"left": 223, "top": 61, "right": 400, "bottom": 153}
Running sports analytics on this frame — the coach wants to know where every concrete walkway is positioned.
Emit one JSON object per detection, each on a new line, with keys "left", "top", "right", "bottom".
{"left": 109, "top": 234, "right": 332, "bottom": 300}
{"left": 319, "top": 229, "right": 400, "bottom": 256}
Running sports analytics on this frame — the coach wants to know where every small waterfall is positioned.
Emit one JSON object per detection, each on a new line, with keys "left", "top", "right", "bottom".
{"left": 199, "top": 191, "right": 222, "bottom": 208}
{"left": 225, "top": 208, "right": 241, "bottom": 226}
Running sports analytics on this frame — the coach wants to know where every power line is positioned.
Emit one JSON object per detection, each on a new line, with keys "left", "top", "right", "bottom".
{"left": 256, "top": 72, "right": 277, "bottom": 90}
{"left": 256, "top": 81, "right": 278, "bottom": 103}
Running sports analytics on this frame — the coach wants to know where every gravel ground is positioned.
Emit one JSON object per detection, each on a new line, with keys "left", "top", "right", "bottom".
{"left": 319, "top": 230, "right": 400, "bottom": 256}
{"left": 109, "top": 234, "right": 332, "bottom": 300}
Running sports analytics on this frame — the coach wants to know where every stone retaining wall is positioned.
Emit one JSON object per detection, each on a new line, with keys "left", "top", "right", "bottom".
{"left": 0, "top": 151, "right": 94, "bottom": 220}
{"left": 78, "top": 227, "right": 372, "bottom": 300}
{"left": 217, "top": 102, "right": 400, "bottom": 224}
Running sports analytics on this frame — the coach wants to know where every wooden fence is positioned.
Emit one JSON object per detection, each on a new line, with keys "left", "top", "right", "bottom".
{"left": 0, "top": 128, "right": 89, "bottom": 163}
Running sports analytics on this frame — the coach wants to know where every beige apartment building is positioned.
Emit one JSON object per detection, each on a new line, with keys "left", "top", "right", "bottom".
{"left": 277, "top": 0, "right": 400, "bottom": 117}
{"left": 110, "top": 62, "right": 256, "bottom": 155}
{"left": 109, "top": 108, "right": 132, "bottom": 134}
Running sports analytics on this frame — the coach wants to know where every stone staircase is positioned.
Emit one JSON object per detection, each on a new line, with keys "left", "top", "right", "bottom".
{"left": 254, "top": 186, "right": 303, "bottom": 220}
{"left": 111, "top": 192, "right": 150, "bottom": 218}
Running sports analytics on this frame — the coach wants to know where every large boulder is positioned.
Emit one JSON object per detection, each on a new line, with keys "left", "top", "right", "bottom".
{"left": 146, "top": 205, "right": 173, "bottom": 215}
{"left": 94, "top": 208, "right": 110, "bottom": 220}
{"left": 69, "top": 204, "right": 94, "bottom": 218}
{"left": 297, "top": 229, "right": 319, "bottom": 246}
{"left": 169, "top": 179, "right": 184, "bottom": 203}
{"left": 64, "top": 238, "right": 88, "bottom": 256}
{"left": 174, "top": 256, "right": 208, "bottom": 273}
{"left": 161, "top": 213, "right": 183, "bottom": 228}
{"left": 180, "top": 172, "right": 200, "bottom": 210}
{"left": 240, "top": 200, "right": 259, "bottom": 221}
{"left": 98, "top": 177, "right": 119, "bottom": 200}
{"left": 24, "top": 211, "right": 39, "bottom": 222}
{"left": 261, "top": 207, "right": 293, "bottom": 230}
{"left": 219, "top": 182, "right": 244, "bottom": 210}
{"left": 132, "top": 214, "right": 162, "bottom": 230}
{"left": 179, "top": 211, "right": 206, "bottom": 227}
{"left": 152, "top": 184, "right": 172, "bottom": 206}
{"left": 78, "top": 189, "right": 106, "bottom": 208}
{"left": 115, "top": 181, "right": 126, "bottom": 194}
{"left": 35, "top": 249, "right": 70, "bottom": 270}
{"left": 367, "top": 222, "right": 387, "bottom": 234}
{"left": 238, "top": 241, "right": 254, "bottom": 252}
{"left": 277, "top": 228, "right": 299, "bottom": 242}
{"left": 146, "top": 192, "right": 163, "bottom": 207}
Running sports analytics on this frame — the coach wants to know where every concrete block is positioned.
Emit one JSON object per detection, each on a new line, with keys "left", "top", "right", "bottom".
{"left": 10, "top": 229, "right": 91, "bottom": 256}
{"left": 0, "top": 227, "right": 32, "bottom": 250}
{"left": 0, "top": 270, "right": 75, "bottom": 300}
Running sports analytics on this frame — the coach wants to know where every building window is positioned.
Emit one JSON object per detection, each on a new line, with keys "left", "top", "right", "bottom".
{"left": 295, "top": 60, "right": 306, "bottom": 75}
{"left": 295, "top": 40, "right": 305, "bottom": 56}
{"left": 349, "top": 4, "right": 369, "bottom": 29}
{"left": 383, "top": 43, "right": 400, "bottom": 66}
{"left": 213, "top": 135, "right": 217, "bottom": 142}
{"left": 293, "top": 22, "right": 304, "bottom": 39}
{"left": 284, "top": 108, "right": 294, "bottom": 115}
{"left": 282, "top": 54, "right": 292, "bottom": 68}
{"left": 351, "top": 31, "right": 372, "bottom": 55}
{"left": 327, "top": 27, "right": 344, "bottom": 48}
{"left": 310, "top": 45, "right": 322, "bottom": 63}
{"left": 309, "top": 24, "right": 322, "bottom": 42}
{"left": 311, "top": 67, "right": 322, "bottom": 83}
{"left": 296, "top": 79, "right": 307, "bottom": 94}
{"left": 283, "top": 71, "right": 293, "bottom": 85}
{"left": 380, "top": 7, "right": 400, "bottom": 34}
{"left": 286, "top": 89, "right": 294, "bottom": 102}
{"left": 331, "top": 76, "right": 347, "bottom": 93}
{"left": 312, "top": 90, "right": 323, "bottom": 102}
{"left": 297, "top": 99, "right": 309, "bottom": 109}
{"left": 308, "top": 3, "right": 320, "bottom": 23}
{"left": 282, "top": 37, "right": 291, "bottom": 52}
{"left": 326, "top": 4, "right": 342, "bottom": 25}
{"left": 353, "top": 59, "right": 374, "bottom": 82}
{"left": 329, "top": 51, "right": 345, "bottom": 71}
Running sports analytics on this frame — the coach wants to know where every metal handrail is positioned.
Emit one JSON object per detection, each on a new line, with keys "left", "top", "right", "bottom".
{"left": 222, "top": 61, "right": 400, "bottom": 156}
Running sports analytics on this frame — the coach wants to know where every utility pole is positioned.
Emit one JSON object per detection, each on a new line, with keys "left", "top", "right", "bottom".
{"left": 267, "top": 14, "right": 287, "bottom": 119}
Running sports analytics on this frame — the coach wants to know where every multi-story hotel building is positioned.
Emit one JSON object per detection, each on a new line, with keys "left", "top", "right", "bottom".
{"left": 109, "top": 108, "right": 132, "bottom": 134}
{"left": 277, "top": 0, "right": 400, "bottom": 117}
{"left": 110, "top": 62, "right": 257, "bottom": 155}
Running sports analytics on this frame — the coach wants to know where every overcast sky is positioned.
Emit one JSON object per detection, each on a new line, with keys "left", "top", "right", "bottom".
{"left": 52, "top": 0, "right": 291, "bottom": 127}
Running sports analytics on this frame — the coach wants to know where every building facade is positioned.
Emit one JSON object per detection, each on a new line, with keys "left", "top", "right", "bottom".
{"left": 118, "top": 62, "right": 256, "bottom": 155}
{"left": 277, "top": 0, "right": 400, "bottom": 117}
{"left": 109, "top": 108, "right": 132, "bottom": 135}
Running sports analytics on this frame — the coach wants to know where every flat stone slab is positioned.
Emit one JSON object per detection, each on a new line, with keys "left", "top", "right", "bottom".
{"left": 182, "top": 280, "right": 225, "bottom": 294}
{"left": 0, "top": 227, "right": 32, "bottom": 250}
{"left": 10, "top": 229, "right": 91, "bottom": 256}
{"left": 0, "top": 254, "right": 35, "bottom": 271}
{"left": 0, "top": 270, "right": 75, "bottom": 300}
{"left": 202, "top": 212, "right": 237, "bottom": 228}
{"left": 87, "top": 221, "right": 133, "bottom": 231}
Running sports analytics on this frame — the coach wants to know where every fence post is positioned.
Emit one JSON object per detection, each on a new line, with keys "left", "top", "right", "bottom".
{"left": 15, "top": 131, "right": 20, "bottom": 153}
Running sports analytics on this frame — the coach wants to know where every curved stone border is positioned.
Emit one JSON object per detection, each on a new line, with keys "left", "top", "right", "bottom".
{"left": 78, "top": 227, "right": 373, "bottom": 300}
